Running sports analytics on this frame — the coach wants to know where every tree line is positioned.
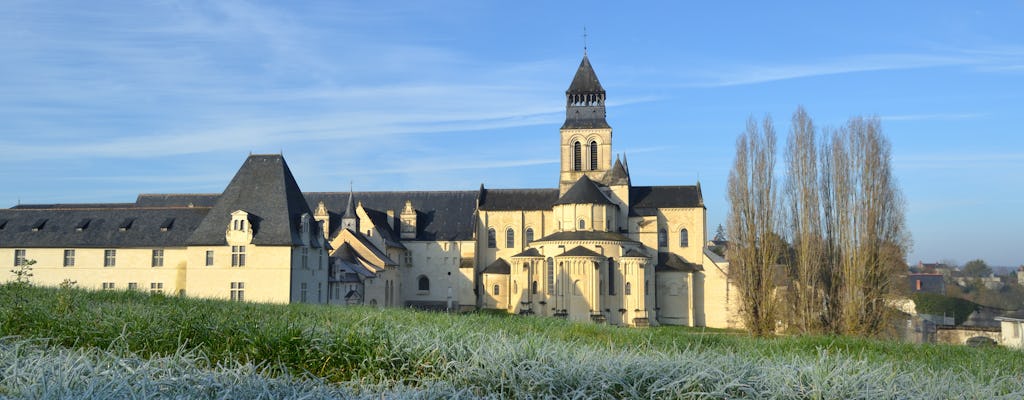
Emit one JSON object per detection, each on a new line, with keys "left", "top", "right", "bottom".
{"left": 727, "top": 107, "right": 909, "bottom": 337}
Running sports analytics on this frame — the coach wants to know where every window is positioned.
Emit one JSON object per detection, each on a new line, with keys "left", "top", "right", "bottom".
{"left": 128, "top": 282, "right": 138, "bottom": 291}
{"left": 625, "top": 282, "right": 632, "bottom": 295}
{"left": 418, "top": 275, "right": 430, "bottom": 292}
{"left": 232, "top": 219, "right": 247, "bottom": 231}
{"left": 152, "top": 249, "right": 164, "bottom": 267}
{"left": 608, "top": 260, "right": 616, "bottom": 295}
{"left": 658, "top": 229, "right": 667, "bottom": 247}
{"left": 301, "top": 283, "right": 308, "bottom": 302}
{"left": 645, "top": 280, "right": 649, "bottom": 295}
{"left": 573, "top": 141, "right": 582, "bottom": 171}
{"left": 14, "top": 249, "right": 26, "bottom": 266}
{"left": 487, "top": 228, "right": 496, "bottom": 248}
{"left": 205, "top": 250, "right": 214, "bottom": 266}
{"left": 573, "top": 280, "right": 581, "bottom": 296}
{"left": 150, "top": 282, "right": 164, "bottom": 294}
{"left": 102, "top": 282, "right": 115, "bottom": 290}
{"left": 505, "top": 228, "right": 515, "bottom": 248}
{"left": 513, "top": 280, "right": 518, "bottom": 294}
{"left": 589, "top": 140, "right": 598, "bottom": 171}
{"left": 578, "top": 219, "right": 586, "bottom": 230}
{"left": 231, "top": 246, "right": 246, "bottom": 267}
{"left": 532, "top": 281, "right": 538, "bottom": 294}
{"left": 63, "top": 250, "right": 75, "bottom": 267}
{"left": 493, "top": 284, "right": 500, "bottom": 296}
{"left": 679, "top": 229, "right": 689, "bottom": 247}
{"left": 230, "top": 282, "right": 245, "bottom": 302}
{"left": 302, "top": 247, "right": 309, "bottom": 269}
{"left": 104, "top": 250, "right": 116, "bottom": 267}
{"left": 525, "top": 228, "right": 534, "bottom": 245}
{"left": 547, "top": 258, "right": 554, "bottom": 294}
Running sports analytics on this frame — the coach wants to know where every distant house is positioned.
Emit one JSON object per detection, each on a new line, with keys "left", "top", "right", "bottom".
{"left": 996, "top": 310, "right": 1024, "bottom": 349}
{"left": 908, "top": 273, "right": 945, "bottom": 294}
{"left": 915, "top": 261, "right": 953, "bottom": 276}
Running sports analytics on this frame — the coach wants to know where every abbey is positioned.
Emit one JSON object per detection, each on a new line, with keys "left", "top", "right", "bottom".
{"left": 0, "top": 55, "right": 740, "bottom": 328}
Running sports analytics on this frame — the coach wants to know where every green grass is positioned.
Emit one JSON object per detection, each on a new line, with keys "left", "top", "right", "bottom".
{"left": 1, "top": 284, "right": 1023, "bottom": 398}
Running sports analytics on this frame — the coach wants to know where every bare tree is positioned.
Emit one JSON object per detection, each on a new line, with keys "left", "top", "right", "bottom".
{"left": 824, "top": 117, "right": 909, "bottom": 336}
{"left": 783, "top": 106, "right": 825, "bottom": 333}
{"left": 727, "top": 115, "right": 783, "bottom": 336}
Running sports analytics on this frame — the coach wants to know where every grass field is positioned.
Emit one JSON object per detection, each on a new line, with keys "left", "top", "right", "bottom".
{"left": 1, "top": 284, "right": 1022, "bottom": 399}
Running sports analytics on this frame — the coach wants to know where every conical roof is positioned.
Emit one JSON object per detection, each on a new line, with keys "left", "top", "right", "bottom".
{"left": 342, "top": 189, "right": 356, "bottom": 220}
{"left": 604, "top": 158, "right": 630, "bottom": 185}
{"left": 187, "top": 154, "right": 313, "bottom": 246}
{"left": 567, "top": 55, "right": 604, "bottom": 94}
{"left": 554, "top": 175, "right": 614, "bottom": 206}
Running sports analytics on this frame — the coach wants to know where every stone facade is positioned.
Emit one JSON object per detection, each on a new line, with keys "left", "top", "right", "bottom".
{"left": 0, "top": 55, "right": 741, "bottom": 329}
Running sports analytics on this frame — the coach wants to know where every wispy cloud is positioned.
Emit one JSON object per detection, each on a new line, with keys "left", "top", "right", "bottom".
{"left": 896, "top": 152, "right": 1024, "bottom": 170}
{"left": 689, "top": 53, "right": 978, "bottom": 87}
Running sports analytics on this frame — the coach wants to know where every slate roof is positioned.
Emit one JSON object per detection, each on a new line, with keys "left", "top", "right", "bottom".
{"left": 187, "top": 154, "right": 313, "bottom": 246}
{"left": 557, "top": 246, "right": 604, "bottom": 258}
{"left": 305, "top": 190, "right": 477, "bottom": 241}
{"left": 603, "top": 158, "right": 630, "bottom": 186}
{"left": 136, "top": 194, "right": 218, "bottom": 208}
{"left": 478, "top": 188, "right": 558, "bottom": 211}
{"left": 630, "top": 185, "right": 702, "bottom": 216}
{"left": 622, "top": 248, "right": 649, "bottom": 258}
{"left": 12, "top": 203, "right": 136, "bottom": 210}
{"left": 0, "top": 207, "right": 209, "bottom": 248}
{"left": 534, "top": 230, "right": 637, "bottom": 243}
{"left": 656, "top": 252, "right": 703, "bottom": 272}
{"left": 511, "top": 248, "right": 543, "bottom": 258}
{"left": 554, "top": 176, "right": 614, "bottom": 206}
{"left": 360, "top": 207, "right": 406, "bottom": 249}
{"left": 481, "top": 258, "right": 510, "bottom": 274}
{"left": 567, "top": 55, "right": 604, "bottom": 94}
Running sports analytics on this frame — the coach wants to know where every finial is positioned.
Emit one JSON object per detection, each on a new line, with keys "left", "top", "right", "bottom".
{"left": 583, "top": 26, "right": 588, "bottom": 56}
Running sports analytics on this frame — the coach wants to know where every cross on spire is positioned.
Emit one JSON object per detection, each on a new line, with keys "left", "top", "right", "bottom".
{"left": 583, "top": 26, "right": 588, "bottom": 56}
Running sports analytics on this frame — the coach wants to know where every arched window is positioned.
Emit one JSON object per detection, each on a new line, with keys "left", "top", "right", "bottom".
{"left": 547, "top": 258, "right": 554, "bottom": 294}
{"left": 487, "top": 228, "right": 496, "bottom": 248}
{"left": 680, "top": 228, "right": 689, "bottom": 247}
{"left": 557, "top": 262, "right": 564, "bottom": 294}
{"left": 573, "top": 141, "right": 582, "bottom": 171}
{"left": 418, "top": 275, "right": 430, "bottom": 291}
{"left": 506, "top": 228, "right": 515, "bottom": 248}
{"left": 608, "top": 259, "right": 616, "bottom": 295}
{"left": 589, "top": 140, "right": 598, "bottom": 171}
{"left": 525, "top": 228, "right": 534, "bottom": 245}
{"left": 573, "top": 280, "right": 582, "bottom": 296}
{"left": 493, "top": 284, "right": 500, "bottom": 295}
{"left": 625, "top": 282, "right": 632, "bottom": 295}
{"left": 578, "top": 219, "right": 586, "bottom": 230}
{"left": 658, "top": 229, "right": 668, "bottom": 247}
{"left": 532, "top": 281, "right": 538, "bottom": 294}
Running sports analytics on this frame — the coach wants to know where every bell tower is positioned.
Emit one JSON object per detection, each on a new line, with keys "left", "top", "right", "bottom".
{"left": 559, "top": 55, "right": 613, "bottom": 195}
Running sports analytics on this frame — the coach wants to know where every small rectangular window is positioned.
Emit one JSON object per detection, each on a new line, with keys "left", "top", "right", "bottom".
{"left": 102, "top": 282, "right": 115, "bottom": 290}
{"left": 300, "top": 282, "right": 308, "bottom": 302}
{"left": 63, "top": 249, "right": 75, "bottom": 267}
{"left": 152, "top": 249, "right": 164, "bottom": 267}
{"left": 150, "top": 282, "right": 164, "bottom": 294}
{"left": 230, "top": 281, "right": 245, "bottom": 302}
{"left": 14, "top": 249, "right": 26, "bottom": 266}
{"left": 104, "top": 250, "right": 116, "bottom": 267}
{"left": 128, "top": 282, "right": 138, "bottom": 291}
{"left": 231, "top": 246, "right": 246, "bottom": 267}
{"left": 205, "top": 250, "right": 214, "bottom": 266}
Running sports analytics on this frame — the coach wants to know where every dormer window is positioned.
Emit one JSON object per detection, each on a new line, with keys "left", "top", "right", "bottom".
{"left": 75, "top": 219, "right": 90, "bottom": 231}
{"left": 31, "top": 219, "right": 47, "bottom": 231}
{"left": 300, "top": 213, "right": 310, "bottom": 235}
{"left": 119, "top": 218, "right": 134, "bottom": 231}
{"left": 230, "top": 210, "right": 250, "bottom": 232}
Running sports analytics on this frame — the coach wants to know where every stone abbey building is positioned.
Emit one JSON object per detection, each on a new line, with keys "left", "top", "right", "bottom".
{"left": 0, "top": 56, "right": 740, "bottom": 328}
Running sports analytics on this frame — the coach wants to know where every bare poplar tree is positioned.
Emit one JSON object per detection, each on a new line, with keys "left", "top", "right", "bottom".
{"left": 783, "top": 106, "right": 824, "bottom": 333}
{"left": 727, "top": 115, "right": 783, "bottom": 336}
{"left": 822, "top": 117, "right": 908, "bottom": 336}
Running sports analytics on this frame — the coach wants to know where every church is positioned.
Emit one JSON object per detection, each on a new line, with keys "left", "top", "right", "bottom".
{"left": 0, "top": 55, "right": 741, "bottom": 328}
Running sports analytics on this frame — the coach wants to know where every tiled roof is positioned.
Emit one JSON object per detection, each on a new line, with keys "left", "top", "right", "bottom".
{"left": 557, "top": 246, "right": 604, "bottom": 258}
{"left": 533, "top": 230, "right": 636, "bottom": 243}
{"left": 136, "top": 194, "right": 218, "bottom": 208}
{"left": 511, "top": 248, "right": 543, "bottom": 258}
{"left": 567, "top": 55, "right": 604, "bottom": 94}
{"left": 306, "top": 190, "right": 477, "bottom": 241}
{"left": 655, "top": 252, "right": 703, "bottom": 272}
{"left": 554, "top": 176, "right": 613, "bottom": 206}
{"left": 622, "top": 248, "right": 649, "bottom": 258}
{"left": 630, "top": 185, "right": 702, "bottom": 215}
{"left": 187, "top": 154, "right": 314, "bottom": 246}
{"left": 478, "top": 188, "right": 557, "bottom": 211}
{"left": 0, "top": 207, "right": 208, "bottom": 248}
{"left": 481, "top": 258, "right": 510, "bottom": 274}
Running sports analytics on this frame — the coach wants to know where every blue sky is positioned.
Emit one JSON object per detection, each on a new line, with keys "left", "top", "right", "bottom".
{"left": 2, "top": 1, "right": 1022, "bottom": 267}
